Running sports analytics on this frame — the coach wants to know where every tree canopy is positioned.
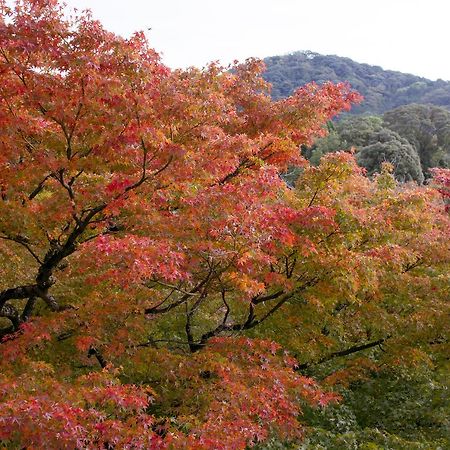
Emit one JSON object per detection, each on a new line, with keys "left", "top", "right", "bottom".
{"left": 0, "top": 2, "right": 449, "bottom": 449}
{"left": 306, "top": 105, "right": 450, "bottom": 183}
{"left": 384, "top": 103, "right": 450, "bottom": 175}
{"left": 263, "top": 51, "right": 450, "bottom": 114}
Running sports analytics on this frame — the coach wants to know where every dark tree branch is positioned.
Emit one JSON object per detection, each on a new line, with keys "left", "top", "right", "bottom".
{"left": 139, "top": 338, "right": 184, "bottom": 347}
{"left": 28, "top": 173, "right": 53, "bottom": 200}
{"left": 142, "top": 286, "right": 178, "bottom": 313}
{"left": 0, "top": 234, "right": 43, "bottom": 264}
{"left": 0, "top": 285, "right": 37, "bottom": 312}
{"left": 124, "top": 152, "right": 173, "bottom": 195}
{"left": 65, "top": 97, "right": 85, "bottom": 160}
{"left": 220, "top": 289, "right": 230, "bottom": 327}
{"left": 87, "top": 346, "right": 107, "bottom": 368}
{"left": 251, "top": 289, "right": 284, "bottom": 305}
{"left": 217, "top": 142, "right": 274, "bottom": 185}
{"left": 218, "top": 158, "right": 250, "bottom": 185}
{"left": 0, "top": 303, "right": 20, "bottom": 330}
{"left": 35, "top": 288, "right": 61, "bottom": 311}
{"left": 307, "top": 168, "right": 341, "bottom": 207}
{"left": 403, "top": 257, "right": 423, "bottom": 273}
{"left": 295, "top": 337, "right": 389, "bottom": 371}
{"left": 252, "top": 276, "right": 319, "bottom": 327}
{"left": 192, "top": 278, "right": 319, "bottom": 351}
{"left": 21, "top": 296, "right": 36, "bottom": 322}
{"left": 185, "top": 290, "right": 209, "bottom": 352}
{"left": 57, "top": 329, "right": 78, "bottom": 341}
{"left": 145, "top": 269, "right": 215, "bottom": 315}
{"left": 54, "top": 169, "right": 76, "bottom": 201}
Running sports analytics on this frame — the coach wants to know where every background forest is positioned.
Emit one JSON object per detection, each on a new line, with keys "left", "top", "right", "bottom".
{"left": 265, "top": 52, "right": 450, "bottom": 189}
{"left": 263, "top": 51, "right": 450, "bottom": 112}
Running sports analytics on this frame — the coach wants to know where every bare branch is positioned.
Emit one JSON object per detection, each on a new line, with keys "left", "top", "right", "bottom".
{"left": 194, "top": 277, "right": 319, "bottom": 350}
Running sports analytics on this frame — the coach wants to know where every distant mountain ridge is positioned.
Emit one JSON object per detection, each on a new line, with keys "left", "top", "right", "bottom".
{"left": 263, "top": 51, "right": 450, "bottom": 114}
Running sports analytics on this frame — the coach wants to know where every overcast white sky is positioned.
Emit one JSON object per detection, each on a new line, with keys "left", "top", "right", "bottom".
{"left": 64, "top": 0, "right": 450, "bottom": 81}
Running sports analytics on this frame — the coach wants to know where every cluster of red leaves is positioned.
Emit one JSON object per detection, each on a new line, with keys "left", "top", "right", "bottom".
{"left": 0, "top": 339, "right": 338, "bottom": 449}
{"left": 188, "top": 338, "right": 340, "bottom": 448}
{"left": 431, "top": 168, "right": 450, "bottom": 211}
{"left": 0, "top": 362, "right": 168, "bottom": 449}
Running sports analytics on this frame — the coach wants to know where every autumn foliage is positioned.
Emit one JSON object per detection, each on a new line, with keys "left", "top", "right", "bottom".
{"left": 0, "top": 1, "right": 449, "bottom": 448}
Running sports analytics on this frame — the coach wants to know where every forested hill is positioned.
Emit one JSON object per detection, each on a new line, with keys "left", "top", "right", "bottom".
{"left": 263, "top": 51, "right": 450, "bottom": 114}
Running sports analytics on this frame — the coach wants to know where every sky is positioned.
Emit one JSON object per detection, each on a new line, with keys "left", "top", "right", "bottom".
{"left": 64, "top": 0, "right": 450, "bottom": 81}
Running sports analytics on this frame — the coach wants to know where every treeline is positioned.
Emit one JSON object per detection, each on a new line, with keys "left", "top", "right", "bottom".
{"left": 304, "top": 104, "right": 450, "bottom": 183}
{"left": 263, "top": 51, "right": 450, "bottom": 114}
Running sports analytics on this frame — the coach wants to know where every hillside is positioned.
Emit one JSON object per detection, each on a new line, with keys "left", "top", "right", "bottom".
{"left": 263, "top": 51, "right": 450, "bottom": 114}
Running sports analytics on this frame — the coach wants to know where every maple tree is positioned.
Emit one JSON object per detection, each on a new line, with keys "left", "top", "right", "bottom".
{"left": 431, "top": 168, "right": 450, "bottom": 211}
{"left": 0, "top": 1, "right": 449, "bottom": 448}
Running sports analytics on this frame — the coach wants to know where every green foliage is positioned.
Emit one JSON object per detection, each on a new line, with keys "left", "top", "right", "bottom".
{"left": 356, "top": 129, "right": 423, "bottom": 183}
{"left": 384, "top": 104, "right": 450, "bottom": 176}
{"left": 309, "top": 128, "right": 344, "bottom": 166}
{"left": 337, "top": 116, "right": 384, "bottom": 147}
{"left": 304, "top": 104, "right": 450, "bottom": 183}
{"left": 306, "top": 115, "right": 424, "bottom": 183}
{"left": 297, "top": 361, "right": 449, "bottom": 450}
{"left": 299, "top": 429, "right": 447, "bottom": 450}
{"left": 263, "top": 51, "right": 450, "bottom": 115}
